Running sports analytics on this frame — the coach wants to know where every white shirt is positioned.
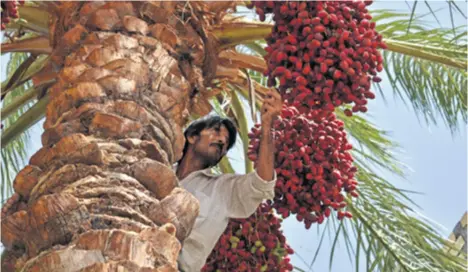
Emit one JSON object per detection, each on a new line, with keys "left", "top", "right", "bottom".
{"left": 177, "top": 168, "right": 276, "bottom": 272}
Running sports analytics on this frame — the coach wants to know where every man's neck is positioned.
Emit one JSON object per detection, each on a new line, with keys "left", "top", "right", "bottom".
{"left": 176, "top": 150, "right": 208, "bottom": 180}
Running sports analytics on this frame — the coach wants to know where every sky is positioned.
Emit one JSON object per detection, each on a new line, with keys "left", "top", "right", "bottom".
{"left": 0, "top": 1, "right": 467, "bottom": 272}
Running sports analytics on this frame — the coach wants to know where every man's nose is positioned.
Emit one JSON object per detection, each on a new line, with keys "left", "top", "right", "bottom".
{"left": 215, "top": 137, "right": 226, "bottom": 147}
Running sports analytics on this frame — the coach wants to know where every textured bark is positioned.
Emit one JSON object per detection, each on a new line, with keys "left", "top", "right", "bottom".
{"left": 0, "top": 1, "right": 235, "bottom": 271}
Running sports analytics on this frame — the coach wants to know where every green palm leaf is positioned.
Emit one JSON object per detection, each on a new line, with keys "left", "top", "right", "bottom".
{"left": 229, "top": 86, "right": 254, "bottom": 174}
{"left": 1, "top": 52, "right": 34, "bottom": 203}
{"left": 345, "top": 161, "right": 466, "bottom": 272}
{"left": 309, "top": 157, "right": 466, "bottom": 272}
{"left": 373, "top": 10, "right": 467, "bottom": 132}
{"left": 336, "top": 111, "right": 408, "bottom": 178}
{"left": 305, "top": 112, "right": 466, "bottom": 271}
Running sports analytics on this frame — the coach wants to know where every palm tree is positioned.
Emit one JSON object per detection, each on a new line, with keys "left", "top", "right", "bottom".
{"left": 1, "top": 1, "right": 466, "bottom": 271}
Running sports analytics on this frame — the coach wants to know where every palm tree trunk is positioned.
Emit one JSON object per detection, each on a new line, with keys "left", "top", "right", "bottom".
{"left": 1, "top": 2, "right": 212, "bottom": 271}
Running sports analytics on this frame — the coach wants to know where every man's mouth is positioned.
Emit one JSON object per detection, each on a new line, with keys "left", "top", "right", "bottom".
{"left": 211, "top": 143, "right": 223, "bottom": 154}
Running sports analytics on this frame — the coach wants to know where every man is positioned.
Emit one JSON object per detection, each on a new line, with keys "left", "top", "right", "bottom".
{"left": 176, "top": 89, "right": 282, "bottom": 272}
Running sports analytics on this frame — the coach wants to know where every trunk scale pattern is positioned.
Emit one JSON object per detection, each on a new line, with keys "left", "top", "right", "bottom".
{"left": 1, "top": 2, "right": 230, "bottom": 271}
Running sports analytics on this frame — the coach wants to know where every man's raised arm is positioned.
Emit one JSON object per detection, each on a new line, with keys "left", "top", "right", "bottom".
{"left": 214, "top": 89, "right": 283, "bottom": 219}
{"left": 255, "top": 89, "right": 282, "bottom": 181}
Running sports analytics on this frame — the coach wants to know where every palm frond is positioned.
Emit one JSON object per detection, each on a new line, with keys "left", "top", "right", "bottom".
{"left": 1, "top": 54, "right": 50, "bottom": 98}
{"left": 1, "top": 80, "right": 52, "bottom": 121}
{"left": 336, "top": 110, "right": 408, "bottom": 178}
{"left": 1, "top": 52, "right": 35, "bottom": 203}
{"left": 305, "top": 158, "right": 466, "bottom": 272}
{"left": 406, "top": 1, "right": 418, "bottom": 34}
{"left": 311, "top": 109, "right": 465, "bottom": 270}
{"left": 344, "top": 161, "right": 467, "bottom": 272}
{"left": 219, "top": 156, "right": 235, "bottom": 174}
{"left": 301, "top": 111, "right": 465, "bottom": 271}
{"left": 423, "top": 1, "right": 442, "bottom": 27}
{"left": 229, "top": 86, "right": 254, "bottom": 174}
{"left": 373, "top": 10, "right": 467, "bottom": 132}
{"left": 1, "top": 94, "right": 48, "bottom": 148}
{"left": 409, "top": 1, "right": 466, "bottom": 33}
{"left": 447, "top": 0, "right": 467, "bottom": 19}
{"left": 0, "top": 36, "right": 51, "bottom": 54}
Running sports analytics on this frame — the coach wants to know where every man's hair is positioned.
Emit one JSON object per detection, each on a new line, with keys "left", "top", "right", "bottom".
{"left": 181, "top": 115, "right": 237, "bottom": 160}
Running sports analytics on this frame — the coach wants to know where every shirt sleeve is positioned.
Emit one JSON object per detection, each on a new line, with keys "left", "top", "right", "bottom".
{"left": 216, "top": 170, "right": 277, "bottom": 219}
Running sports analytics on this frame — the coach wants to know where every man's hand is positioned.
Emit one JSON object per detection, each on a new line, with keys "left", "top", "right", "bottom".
{"left": 261, "top": 89, "right": 283, "bottom": 129}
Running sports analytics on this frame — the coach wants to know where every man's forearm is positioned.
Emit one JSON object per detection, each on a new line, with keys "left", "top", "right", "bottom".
{"left": 256, "top": 126, "right": 275, "bottom": 181}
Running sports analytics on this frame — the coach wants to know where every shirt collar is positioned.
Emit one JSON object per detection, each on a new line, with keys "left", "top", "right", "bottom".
{"left": 200, "top": 168, "right": 217, "bottom": 177}
{"left": 173, "top": 164, "right": 218, "bottom": 179}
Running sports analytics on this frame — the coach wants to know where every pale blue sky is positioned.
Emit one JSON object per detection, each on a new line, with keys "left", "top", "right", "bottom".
{"left": 0, "top": 1, "right": 466, "bottom": 271}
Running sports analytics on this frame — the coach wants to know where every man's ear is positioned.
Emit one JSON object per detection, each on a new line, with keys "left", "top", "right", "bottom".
{"left": 187, "top": 134, "right": 199, "bottom": 145}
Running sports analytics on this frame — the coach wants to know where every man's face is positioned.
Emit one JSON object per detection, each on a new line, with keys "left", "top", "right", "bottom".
{"left": 189, "top": 125, "right": 230, "bottom": 167}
